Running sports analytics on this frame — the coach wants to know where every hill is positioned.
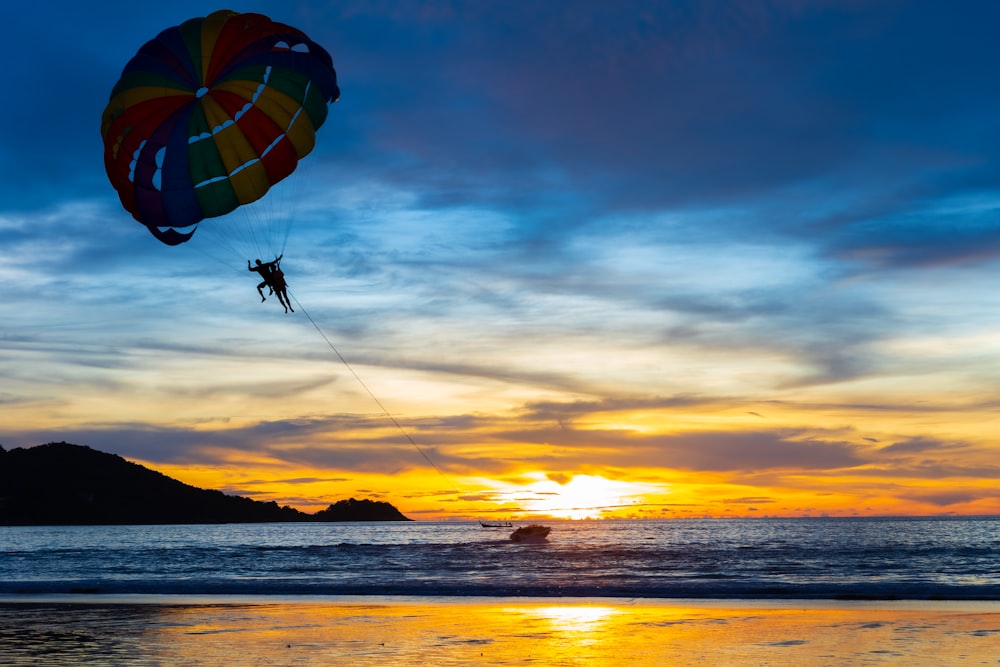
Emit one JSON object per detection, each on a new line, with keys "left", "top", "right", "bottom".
{"left": 0, "top": 442, "right": 411, "bottom": 525}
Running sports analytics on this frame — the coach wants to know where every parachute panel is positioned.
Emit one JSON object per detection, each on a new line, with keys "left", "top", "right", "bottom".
{"left": 209, "top": 88, "right": 299, "bottom": 185}
{"left": 101, "top": 10, "right": 339, "bottom": 245}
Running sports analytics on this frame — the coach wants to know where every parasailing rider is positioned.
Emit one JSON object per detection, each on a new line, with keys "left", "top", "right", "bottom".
{"left": 248, "top": 255, "right": 294, "bottom": 314}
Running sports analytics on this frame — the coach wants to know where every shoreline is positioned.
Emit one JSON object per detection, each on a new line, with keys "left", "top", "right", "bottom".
{"left": 3, "top": 596, "right": 998, "bottom": 666}
{"left": 3, "top": 593, "right": 1000, "bottom": 612}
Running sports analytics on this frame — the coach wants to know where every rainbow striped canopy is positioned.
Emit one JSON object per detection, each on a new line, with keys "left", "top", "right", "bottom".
{"left": 101, "top": 10, "right": 339, "bottom": 245}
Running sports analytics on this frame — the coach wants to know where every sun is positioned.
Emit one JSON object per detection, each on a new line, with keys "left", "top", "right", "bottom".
{"left": 516, "top": 474, "right": 663, "bottom": 519}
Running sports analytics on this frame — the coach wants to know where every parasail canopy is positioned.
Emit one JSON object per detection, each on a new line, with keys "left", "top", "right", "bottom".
{"left": 101, "top": 10, "right": 339, "bottom": 246}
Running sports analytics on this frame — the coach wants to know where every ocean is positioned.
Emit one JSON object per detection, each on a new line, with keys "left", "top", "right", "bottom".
{"left": 2, "top": 517, "right": 998, "bottom": 601}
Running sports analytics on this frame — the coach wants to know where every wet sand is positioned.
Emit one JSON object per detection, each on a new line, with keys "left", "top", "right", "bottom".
{"left": 1, "top": 597, "right": 998, "bottom": 666}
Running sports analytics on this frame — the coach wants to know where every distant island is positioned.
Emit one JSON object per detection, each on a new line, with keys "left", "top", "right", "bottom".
{"left": 0, "top": 442, "right": 411, "bottom": 525}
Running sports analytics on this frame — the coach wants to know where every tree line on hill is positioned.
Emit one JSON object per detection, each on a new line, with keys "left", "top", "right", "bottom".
{"left": 0, "top": 442, "right": 411, "bottom": 525}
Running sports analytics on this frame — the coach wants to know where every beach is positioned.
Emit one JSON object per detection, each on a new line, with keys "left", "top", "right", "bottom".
{"left": 4, "top": 520, "right": 999, "bottom": 664}
{"left": 2, "top": 597, "right": 998, "bottom": 666}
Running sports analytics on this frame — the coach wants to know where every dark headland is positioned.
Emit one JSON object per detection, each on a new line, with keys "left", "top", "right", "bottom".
{"left": 0, "top": 442, "right": 411, "bottom": 525}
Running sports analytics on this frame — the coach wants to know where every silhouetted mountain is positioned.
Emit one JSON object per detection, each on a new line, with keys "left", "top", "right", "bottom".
{"left": 0, "top": 442, "right": 411, "bottom": 525}
{"left": 313, "top": 497, "right": 411, "bottom": 521}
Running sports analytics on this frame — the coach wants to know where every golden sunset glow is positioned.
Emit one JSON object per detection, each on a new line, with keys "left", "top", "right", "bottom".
{"left": 4, "top": 2, "right": 1000, "bottom": 524}
{"left": 504, "top": 474, "right": 664, "bottom": 520}
{"left": 29, "top": 601, "right": 998, "bottom": 666}
{"left": 530, "top": 605, "right": 620, "bottom": 633}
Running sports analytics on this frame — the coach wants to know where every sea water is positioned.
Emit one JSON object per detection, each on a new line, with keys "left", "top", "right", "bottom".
{"left": 1, "top": 517, "right": 998, "bottom": 600}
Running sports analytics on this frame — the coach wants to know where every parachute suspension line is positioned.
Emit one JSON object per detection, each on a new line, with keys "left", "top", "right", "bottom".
{"left": 235, "top": 181, "right": 278, "bottom": 262}
{"left": 190, "top": 175, "right": 296, "bottom": 271}
{"left": 288, "top": 292, "right": 448, "bottom": 478}
{"left": 268, "top": 152, "right": 313, "bottom": 259}
{"left": 235, "top": 152, "right": 311, "bottom": 263}
{"left": 186, "top": 218, "right": 264, "bottom": 275}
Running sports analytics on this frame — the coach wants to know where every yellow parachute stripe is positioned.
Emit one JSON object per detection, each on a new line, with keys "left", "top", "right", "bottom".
{"left": 214, "top": 80, "right": 317, "bottom": 158}
{"left": 200, "top": 11, "right": 233, "bottom": 84}
{"left": 198, "top": 96, "right": 271, "bottom": 203}
{"left": 107, "top": 87, "right": 192, "bottom": 115}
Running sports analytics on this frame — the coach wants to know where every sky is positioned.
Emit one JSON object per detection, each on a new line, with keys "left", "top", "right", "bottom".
{"left": 3, "top": 0, "right": 1000, "bottom": 520}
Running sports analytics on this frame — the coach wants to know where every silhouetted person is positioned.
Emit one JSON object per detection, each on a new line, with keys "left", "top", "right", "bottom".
{"left": 249, "top": 256, "right": 277, "bottom": 300}
{"left": 248, "top": 255, "right": 293, "bottom": 313}
{"left": 270, "top": 261, "right": 293, "bottom": 313}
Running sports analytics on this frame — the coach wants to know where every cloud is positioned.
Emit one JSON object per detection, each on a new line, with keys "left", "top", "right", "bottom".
{"left": 900, "top": 491, "right": 994, "bottom": 507}
{"left": 4, "top": 1, "right": 1000, "bottom": 517}
{"left": 822, "top": 197, "right": 1000, "bottom": 271}
{"left": 520, "top": 395, "right": 724, "bottom": 423}
{"left": 879, "top": 437, "right": 965, "bottom": 455}
{"left": 486, "top": 424, "right": 865, "bottom": 474}
{"left": 723, "top": 496, "right": 775, "bottom": 505}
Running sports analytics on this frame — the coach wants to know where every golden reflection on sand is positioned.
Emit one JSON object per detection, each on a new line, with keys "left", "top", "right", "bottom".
{"left": 1, "top": 598, "right": 998, "bottom": 666}
{"left": 525, "top": 604, "right": 619, "bottom": 631}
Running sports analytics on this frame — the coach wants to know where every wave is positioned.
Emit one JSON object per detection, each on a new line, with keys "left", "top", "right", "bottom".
{"left": 4, "top": 577, "right": 1000, "bottom": 601}
{"left": 3, "top": 518, "right": 999, "bottom": 601}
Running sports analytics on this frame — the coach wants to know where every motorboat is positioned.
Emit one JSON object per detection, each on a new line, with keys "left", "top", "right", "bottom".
{"left": 479, "top": 520, "right": 514, "bottom": 528}
{"left": 510, "top": 524, "right": 551, "bottom": 542}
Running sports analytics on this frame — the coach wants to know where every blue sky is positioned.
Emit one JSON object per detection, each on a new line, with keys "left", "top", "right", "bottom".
{"left": 2, "top": 1, "right": 1000, "bottom": 517}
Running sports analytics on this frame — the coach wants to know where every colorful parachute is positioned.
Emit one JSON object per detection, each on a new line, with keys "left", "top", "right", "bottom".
{"left": 101, "top": 10, "right": 339, "bottom": 245}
